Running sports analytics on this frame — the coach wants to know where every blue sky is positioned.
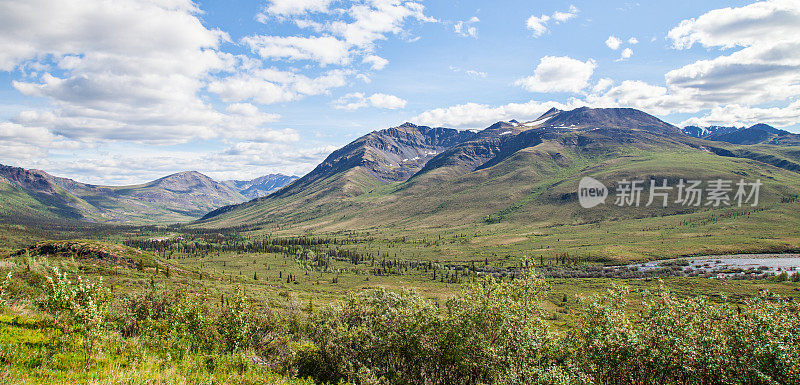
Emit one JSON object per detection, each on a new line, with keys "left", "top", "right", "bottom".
{"left": 0, "top": 0, "right": 798, "bottom": 184}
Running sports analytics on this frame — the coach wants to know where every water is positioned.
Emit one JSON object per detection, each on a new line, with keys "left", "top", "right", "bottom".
{"left": 625, "top": 254, "right": 800, "bottom": 278}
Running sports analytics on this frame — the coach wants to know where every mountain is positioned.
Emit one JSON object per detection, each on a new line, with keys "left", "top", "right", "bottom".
{"left": 682, "top": 123, "right": 800, "bottom": 145}
{"left": 0, "top": 166, "right": 246, "bottom": 224}
{"left": 199, "top": 107, "right": 800, "bottom": 231}
{"left": 681, "top": 125, "right": 739, "bottom": 138}
{"left": 705, "top": 124, "right": 800, "bottom": 145}
{"left": 223, "top": 174, "right": 299, "bottom": 199}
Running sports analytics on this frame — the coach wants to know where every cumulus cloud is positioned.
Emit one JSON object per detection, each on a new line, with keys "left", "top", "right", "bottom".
{"left": 582, "top": 80, "right": 703, "bottom": 116}
{"left": 526, "top": 5, "right": 579, "bottom": 37}
{"left": 0, "top": 0, "right": 297, "bottom": 147}
{"left": 208, "top": 68, "right": 349, "bottom": 105}
{"left": 579, "top": 0, "right": 800, "bottom": 128}
{"left": 242, "top": 35, "right": 351, "bottom": 66}
{"left": 681, "top": 101, "right": 800, "bottom": 129}
{"left": 515, "top": 56, "right": 596, "bottom": 93}
{"left": 334, "top": 92, "right": 407, "bottom": 110}
{"left": 605, "top": 36, "right": 622, "bottom": 50}
{"left": 619, "top": 47, "right": 634, "bottom": 61}
{"left": 260, "top": 0, "right": 332, "bottom": 17}
{"left": 363, "top": 54, "right": 389, "bottom": 70}
{"left": 665, "top": 0, "right": 800, "bottom": 105}
{"left": 667, "top": 0, "right": 800, "bottom": 50}
{"left": 248, "top": 0, "right": 434, "bottom": 71}
{"left": 412, "top": 100, "right": 578, "bottom": 129}
{"left": 454, "top": 16, "right": 479, "bottom": 38}
{"left": 0, "top": 121, "right": 83, "bottom": 162}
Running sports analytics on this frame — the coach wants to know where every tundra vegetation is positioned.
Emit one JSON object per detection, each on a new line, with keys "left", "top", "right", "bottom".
{"left": 0, "top": 249, "right": 798, "bottom": 385}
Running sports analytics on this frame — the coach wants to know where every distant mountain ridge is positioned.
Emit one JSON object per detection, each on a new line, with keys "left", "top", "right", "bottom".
{"left": 224, "top": 174, "right": 299, "bottom": 199}
{"left": 681, "top": 125, "right": 740, "bottom": 139}
{"left": 0, "top": 165, "right": 294, "bottom": 224}
{"left": 682, "top": 123, "right": 800, "bottom": 145}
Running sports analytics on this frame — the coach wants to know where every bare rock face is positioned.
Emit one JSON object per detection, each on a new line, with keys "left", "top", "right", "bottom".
{"left": 0, "top": 164, "right": 60, "bottom": 195}
{"left": 272, "top": 123, "right": 477, "bottom": 198}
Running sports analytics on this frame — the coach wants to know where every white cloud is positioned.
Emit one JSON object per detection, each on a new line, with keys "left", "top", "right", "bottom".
{"left": 334, "top": 92, "right": 407, "bottom": 110}
{"left": 221, "top": 103, "right": 296, "bottom": 142}
{"left": 553, "top": 5, "right": 579, "bottom": 22}
{"left": 450, "top": 66, "right": 487, "bottom": 79}
{"left": 246, "top": 0, "right": 435, "bottom": 70}
{"left": 0, "top": 121, "right": 82, "bottom": 162}
{"left": 515, "top": 56, "right": 596, "bottom": 93}
{"left": 584, "top": 0, "right": 800, "bottom": 126}
{"left": 327, "top": 0, "right": 437, "bottom": 49}
{"left": 454, "top": 17, "right": 479, "bottom": 38}
{"left": 525, "top": 15, "right": 551, "bottom": 37}
{"left": 465, "top": 70, "right": 487, "bottom": 79}
{"left": 619, "top": 47, "right": 634, "bottom": 60}
{"left": 0, "top": 0, "right": 298, "bottom": 146}
{"left": 605, "top": 36, "right": 622, "bottom": 50}
{"left": 628, "top": 37, "right": 639, "bottom": 44}
{"left": 681, "top": 101, "right": 800, "bottom": 129}
{"left": 208, "top": 68, "right": 349, "bottom": 105}
{"left": 526, "top": 5, "right": 579, "bottom": 37}
{"left": 664, "top": 0, "right": 800, "bottom": 106}
{"left": 260, "top": 0, "right": 332, "bottom": 17}
{"left": 581, "top": 80, "right": 705, "bottom": 116}
{"left": 242, "top": 35, "right": 351, "bottom": 66}
{"left": 368, "top": 93, "right": 407, "bottom": 109}
{"left": 667, "top": 0, "right": 800, "bottom": 50}
{"left": 592, "top": 78, "right": 614, "bottom": 94}
{"left": 412, "top": 100, "right": 577, "bottom": 129}
{"left": 363, "top": 54, "right": 389, "bottom": 70}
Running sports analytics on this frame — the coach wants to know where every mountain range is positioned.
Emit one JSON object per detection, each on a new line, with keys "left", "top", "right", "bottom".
{"left": 0, "top": 166, "right": 296, "bottom": 224}
{"left": 3, "top": 106, "right": 799, "bottom": 230}
{"left": 682, "top": 123, "right": 800, "bottom": 146}
{"left": 223, "top": 174, "right": 299, "bottom": 199}
{"left": 199, "top": 107, "right": 800, "bottom": 232}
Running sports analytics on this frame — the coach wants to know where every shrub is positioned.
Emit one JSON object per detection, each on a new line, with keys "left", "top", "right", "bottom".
{"left": 306, "top": 288, "right": 442, "bottom": 384}
{"left": 442, "top": 274, "right": 575, "bottom": 384}
{"left": 38, "top": 267, "right": 110, "bottom": 367}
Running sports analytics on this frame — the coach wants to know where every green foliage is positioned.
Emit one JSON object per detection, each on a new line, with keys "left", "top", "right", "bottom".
{"left": 38, "top": 267, "right": 110, "bottom": 367}
{"left": 307, "top": 288, "right": 441, "bottom": 384}
{"left": 570, "top": 285, "right": 800, "bottom": 384}
{"left": 218, "top": 288, "right": 253, "bottom": 353}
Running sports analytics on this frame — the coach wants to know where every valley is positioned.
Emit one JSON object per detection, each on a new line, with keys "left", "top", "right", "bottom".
{"left": 2, "top": 107, "right": 800, "bottom": 384}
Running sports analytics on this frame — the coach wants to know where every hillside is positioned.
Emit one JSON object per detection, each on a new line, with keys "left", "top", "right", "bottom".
{"left": 0, "top": 166, "right": 246, "bottom": 224}
{"left": 199, "top": 107, "right": 800, "bottom": 244}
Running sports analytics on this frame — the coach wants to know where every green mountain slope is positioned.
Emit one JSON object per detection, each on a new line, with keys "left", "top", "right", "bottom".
{"left": 197, "top": 107, "right": 800, "bottom": 260}
{"left": 0, "top": 166, "right": 247, "bottom": 224}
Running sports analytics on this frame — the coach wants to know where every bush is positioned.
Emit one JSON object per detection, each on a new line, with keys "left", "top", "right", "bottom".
{"left": 442, "top": 274, "right": 579, "bottom": 384}
{"left": 306, "top": 288, "right": 441, "bottom": 384}
{"left": 38, "top": 267, "right": 110, "bottom": 367}
{"left": 570, "top": 286, "right": 800, "bottom": 384}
